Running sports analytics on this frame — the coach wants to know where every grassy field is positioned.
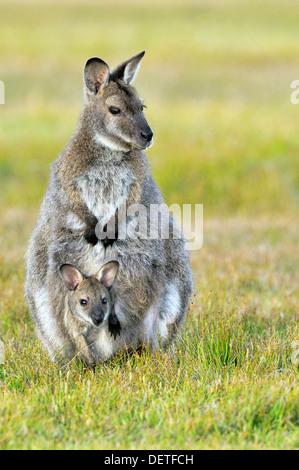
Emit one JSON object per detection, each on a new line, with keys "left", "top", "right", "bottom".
{"left": 0, "top": 0, "right": 298, "bottom": 450}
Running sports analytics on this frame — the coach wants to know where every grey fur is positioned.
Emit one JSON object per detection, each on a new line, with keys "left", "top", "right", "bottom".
{"left": 25, "top": 52, "right": 193, "bottom": 362}
{"left": 58, "top": 261, "right": 120, "bottom": 364}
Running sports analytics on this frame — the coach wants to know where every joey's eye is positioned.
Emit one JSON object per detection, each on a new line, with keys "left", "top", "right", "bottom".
{"left": 80, "top": 299, "right": 88, "bottom": 306}
{"left": 109, "top": 107, "right": 121, "bottom": 115}
{"left": 102, "top": 298, "right": 107, "bottom": 304}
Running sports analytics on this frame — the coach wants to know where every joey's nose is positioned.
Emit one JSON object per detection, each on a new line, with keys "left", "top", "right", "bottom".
{"left": 92, "top": 311, "right": 104, "bottom": 326}
{"left": 140, "top": 130, "right": 153, "bottom": 142}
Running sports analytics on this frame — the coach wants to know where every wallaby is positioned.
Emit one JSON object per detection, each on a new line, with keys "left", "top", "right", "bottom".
{"left": 25, "top": 51, "right": 193, "bottom": 362}
{"left": 59, "top": 261, "right": 120, "bottom": 364}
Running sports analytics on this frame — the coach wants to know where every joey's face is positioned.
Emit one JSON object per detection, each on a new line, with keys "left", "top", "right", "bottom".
{"left": 83, "top": 52, "right": 154, "bottom": 152}
{"left": 71, "top": 278, "right": 112, "bottom": 328}
{"left": 60, "top": 261, "right": 119, "bottom": 328}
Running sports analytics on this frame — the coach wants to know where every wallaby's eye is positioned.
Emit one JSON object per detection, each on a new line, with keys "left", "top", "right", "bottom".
{"left": 109, "top": 107, "right": 121, "bottom": 115}
{"left": 80, "top": 299, "right": 88, "bottom": 306}
{"left": 102, "top": 298, "right": 107, "bottom": 304}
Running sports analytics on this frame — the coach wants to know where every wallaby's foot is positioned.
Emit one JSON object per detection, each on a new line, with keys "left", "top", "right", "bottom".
{"left": 108, "top": 314, "right": 122, "bottom": 340}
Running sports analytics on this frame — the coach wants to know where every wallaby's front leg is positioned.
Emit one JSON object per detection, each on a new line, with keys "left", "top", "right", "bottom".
{"left": 74, "top": 334, "right": 95, "bottom": 365}
{"left": 64, "top": 309, "right": 94, "bottom": 365}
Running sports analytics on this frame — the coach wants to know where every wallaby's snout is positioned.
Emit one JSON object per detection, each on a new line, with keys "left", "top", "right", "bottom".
{"left": 140, "top": 128, "right": 154, "bottom": 144}
{"left": 91, "top": 305, "right": 105, "bottom": 327}
{"left": 135, "top": 114, "right": 153, "bottom": 149}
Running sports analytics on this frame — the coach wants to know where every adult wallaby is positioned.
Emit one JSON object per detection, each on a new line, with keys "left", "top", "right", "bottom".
{"left": 25, "top": 51, "right": 193, "bottom": 362}
{"left": 59, "top": 261, "right": 120, "bottom": 364}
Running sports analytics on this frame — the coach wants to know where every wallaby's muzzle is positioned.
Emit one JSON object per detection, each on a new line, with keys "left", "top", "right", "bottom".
{"left": 92, "top": 309, "right": 105, "bottom": 326}
{"left": 135, "top": 114, "right": 154, "bottom": 148}
{"left": 140, "top": 129, "right": 154, "bottom": 144}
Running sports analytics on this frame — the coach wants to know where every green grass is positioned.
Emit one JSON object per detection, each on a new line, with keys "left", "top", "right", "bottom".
{"left": 0, "top": 0, "right": 298, "bottom": 450}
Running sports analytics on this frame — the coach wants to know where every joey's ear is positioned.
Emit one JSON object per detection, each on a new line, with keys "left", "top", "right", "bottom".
{"left": 84, "top": 57, "right": 110, "bottom": 95}
{"left": 60, "top": 265, "right": 84, "bottom": 291}
{"left": 110, "top": 51, "right": 145, "bottom": 85}
{"left": 96, "top": 261, "right": 119, "bottom": 288}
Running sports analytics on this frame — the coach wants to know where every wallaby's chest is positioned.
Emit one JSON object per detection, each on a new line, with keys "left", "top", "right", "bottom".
{"left": 76, "top": 163, "right": 134, "bottom": 223}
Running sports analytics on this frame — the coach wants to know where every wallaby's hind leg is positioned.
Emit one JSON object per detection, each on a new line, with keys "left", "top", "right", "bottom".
{"left": 156, "top": 281, "right": 183, "bottom": 345}
{"left": 148, "top": 273, "right": 192, "bottom": 349}
{"left": 139, "top": 281, "right": 185, "bottom": 348}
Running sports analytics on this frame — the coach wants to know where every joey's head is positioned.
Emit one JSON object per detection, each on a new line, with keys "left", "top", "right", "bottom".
{"left": 83, "top": 51, "right": 153, "bottom": 152}
{"left": 60, "top": 261, "right": 119, "bottom": 328}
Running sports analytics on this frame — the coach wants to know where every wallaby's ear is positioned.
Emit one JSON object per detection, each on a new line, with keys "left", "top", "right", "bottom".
{"left": 111, "top": 51, "right": 145, "bottom": 85}
{"left": 60, "top": 265, "right": 84, "bottom": 291}
{"left": 96, "top": 261, "right": 119, "bottom": 288}
{"left": 84, "top": 57, "right": 110, "bottom": 95}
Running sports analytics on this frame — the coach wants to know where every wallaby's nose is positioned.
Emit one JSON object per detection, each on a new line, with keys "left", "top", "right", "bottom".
{"left": 92, "top": 310, "right": 104, "bottom": 326}
{"left": 140, "top": 130, "right": 153, "bottom": 142}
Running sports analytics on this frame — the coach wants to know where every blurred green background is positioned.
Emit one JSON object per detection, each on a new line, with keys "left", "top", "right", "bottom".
{"left": 1, "top": 0, "right": 299, "bottom": 450}
{"left": 1, "top": 0, "right": 298, "bottom": 216}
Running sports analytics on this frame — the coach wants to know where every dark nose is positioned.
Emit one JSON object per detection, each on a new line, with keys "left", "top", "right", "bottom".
{"left": 92, "top": 310, "right": 104, "bottom": 326}
{"left": 140, "top": 130, "right": 153, "bottom": 142}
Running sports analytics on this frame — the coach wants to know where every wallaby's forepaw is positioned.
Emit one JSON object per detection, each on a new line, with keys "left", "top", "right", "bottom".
{"left": 108, "top": 315, "right": 122, "bottom": 340}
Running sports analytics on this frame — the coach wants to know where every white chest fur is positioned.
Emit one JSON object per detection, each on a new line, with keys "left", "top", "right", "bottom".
{"left": 76, "top": 161, "right": 134, "bottom": 225}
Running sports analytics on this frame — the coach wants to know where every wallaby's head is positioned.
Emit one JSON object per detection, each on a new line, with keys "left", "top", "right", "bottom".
{"left": 83, "top": 51, "right": 153, "bottom": 152}
{"left": 60, "top": 261, "right": 119, "bottom": 328}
